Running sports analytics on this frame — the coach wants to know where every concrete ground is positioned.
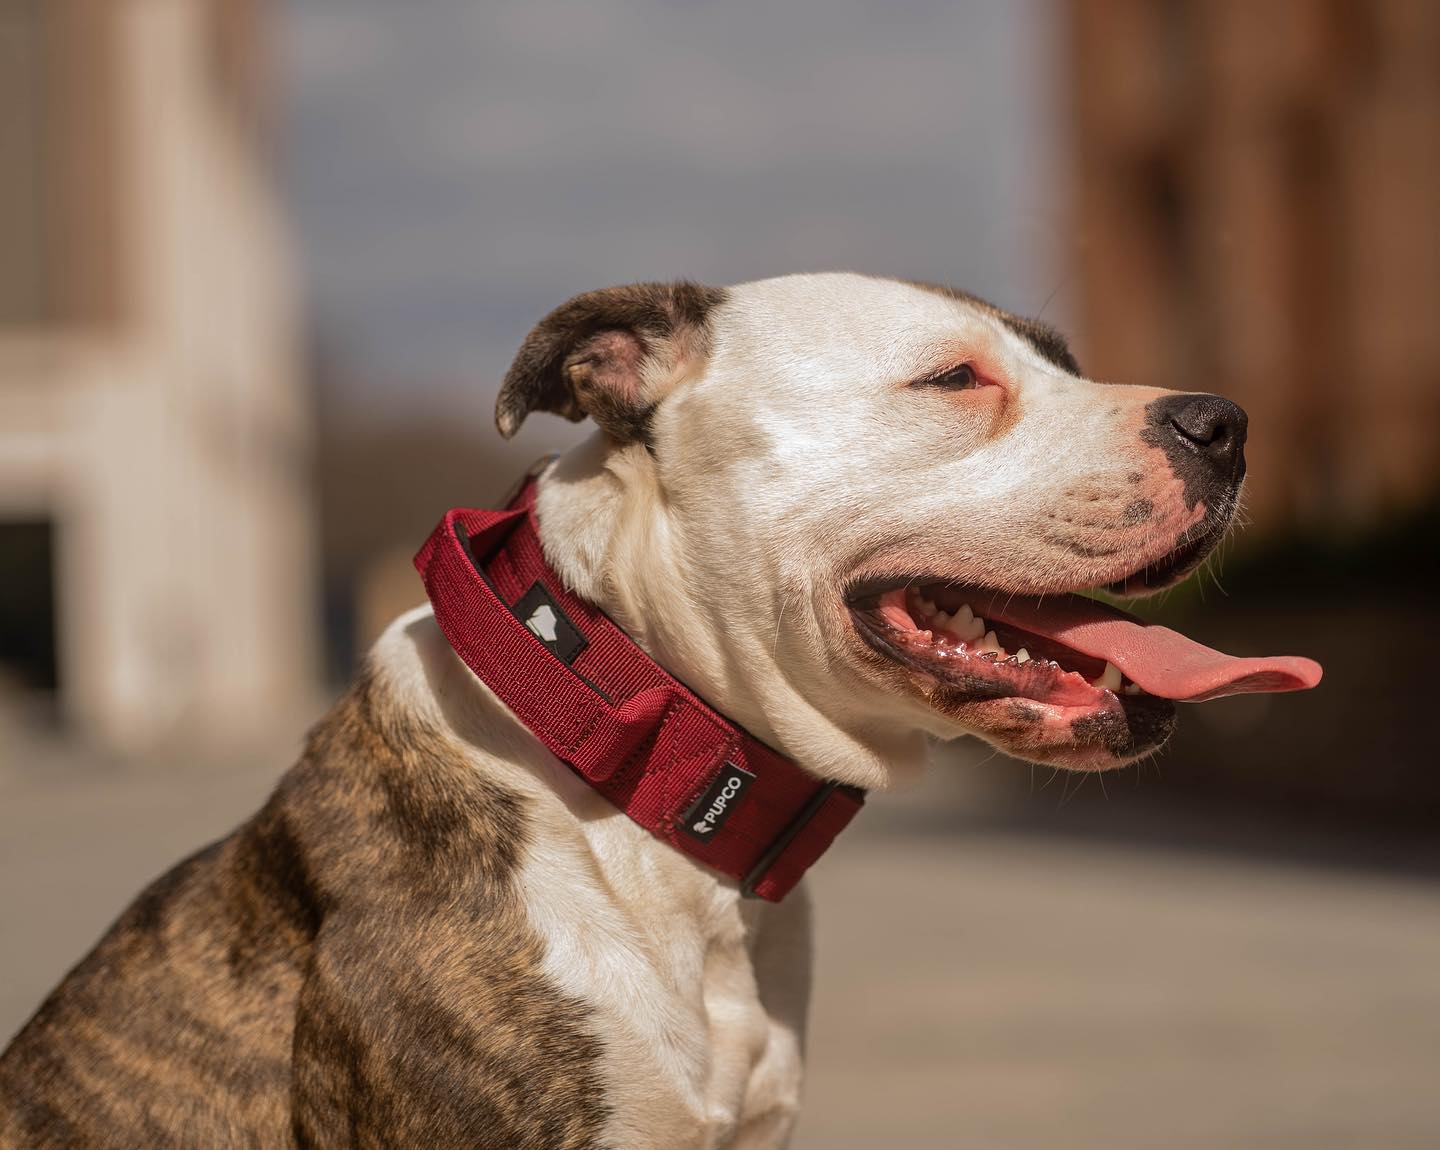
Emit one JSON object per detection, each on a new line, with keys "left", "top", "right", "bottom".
{"left": 3, "top": 731, "right": 1439, "bottom": 1149}
{"left": 798, "top": 809, "right": 1440, "bottom": 1150}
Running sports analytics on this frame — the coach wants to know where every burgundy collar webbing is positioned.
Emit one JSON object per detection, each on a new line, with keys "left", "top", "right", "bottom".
{"left": 413, "top": 477, "right": 864, "bottom": 902}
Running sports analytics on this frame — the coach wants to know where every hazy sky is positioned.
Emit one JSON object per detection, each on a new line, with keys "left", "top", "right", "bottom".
{"left": 279, "top": 0, "right": 1065, "bottom": 432}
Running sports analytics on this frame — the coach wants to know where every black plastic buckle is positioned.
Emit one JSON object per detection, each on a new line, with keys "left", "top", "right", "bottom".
{"left": 740, "top": 780, "right": 848, "bottom": 898}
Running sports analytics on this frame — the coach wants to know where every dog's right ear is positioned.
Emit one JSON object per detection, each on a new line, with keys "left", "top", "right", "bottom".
{"left": 495, "top": 281, "right": 726, "bottom": 442}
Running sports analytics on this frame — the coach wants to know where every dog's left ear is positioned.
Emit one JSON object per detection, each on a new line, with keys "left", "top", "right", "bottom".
{"left": 495, "top": 281, "right": 726, "bottom": 441}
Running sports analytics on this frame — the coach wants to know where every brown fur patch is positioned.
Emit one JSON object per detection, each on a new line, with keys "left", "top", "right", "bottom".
{"left": 496, "top": 281, "right": 727, "bottom": 442}
{"left": 905, "top": 280, "right": 1081, "bottom": 376}
{"left": 0, "top": 670, "right": 608, "bottom": 1149}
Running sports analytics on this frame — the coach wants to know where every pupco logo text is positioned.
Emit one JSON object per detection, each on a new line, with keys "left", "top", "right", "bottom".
{"left": 681, "top": 763, "right": 756, "bottom": 841}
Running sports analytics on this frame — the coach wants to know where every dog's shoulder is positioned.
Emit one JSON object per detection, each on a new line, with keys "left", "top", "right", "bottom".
{"left": 0, "top": 609, "right": 610, "bottom": 1148}
{"left": 284, "top": 613, "right": 612, "bottom": 1147}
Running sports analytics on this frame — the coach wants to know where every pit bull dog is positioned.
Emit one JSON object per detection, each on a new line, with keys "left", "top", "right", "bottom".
{"left": 0, "top": 273, "right": 1320, "bottom": 1148}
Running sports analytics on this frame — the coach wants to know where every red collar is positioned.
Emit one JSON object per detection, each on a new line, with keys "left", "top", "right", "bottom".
{"left": 413, "top": 476, "right": 864, "bottom": 901}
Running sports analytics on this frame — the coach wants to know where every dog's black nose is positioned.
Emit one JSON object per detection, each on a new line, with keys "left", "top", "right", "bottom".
{"left": 1166, "top": 394, "right": 1248, "bottom": 465}
{"left": 1143, "top": 393, "right": 1249, "bottom": 500}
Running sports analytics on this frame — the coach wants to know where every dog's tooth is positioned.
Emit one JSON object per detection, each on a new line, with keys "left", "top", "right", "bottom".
{"left": 1091, "top": 661, "right": 1123, "bottom": 692}
{"left": 1123, "top": 682, "right": 1142, "bottom": 696}
{"left": 932, "top": 609, "right": 952, "bottom": 629}
{"left": 1015, "top": 648, "right": 1031, "bottom": 663}
{"left": 955, "top": 604, "right": 974, "bottom": 627}
{"left": 977, "top": 629, "right": 1002, "bottom": 655}
{"left": 963, "top": 615, "right": 986, "bottom": 642}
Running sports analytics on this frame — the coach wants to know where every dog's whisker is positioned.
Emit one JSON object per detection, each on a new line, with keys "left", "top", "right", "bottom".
{"left": 1034, "top": 267, "right": 1074, "bottom": 325}
{"left": 1058, "top": 771, "right": 1088, "bottom": 809}
{"left": 772, "top": 594, "right": 793, "bottom": 657}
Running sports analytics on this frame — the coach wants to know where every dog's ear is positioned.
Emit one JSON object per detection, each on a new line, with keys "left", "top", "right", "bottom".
{"left": 495, "top": 281, "right": 726, "bottom": 441}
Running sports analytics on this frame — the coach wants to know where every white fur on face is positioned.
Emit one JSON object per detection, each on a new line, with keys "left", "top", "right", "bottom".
{"left": 537, "top": 273, "right": 1207, "bottom": 788}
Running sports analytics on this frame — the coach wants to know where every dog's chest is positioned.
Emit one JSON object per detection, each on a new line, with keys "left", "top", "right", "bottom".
{"left": 515, "top": 785, "right": 812, "bottom": 1150}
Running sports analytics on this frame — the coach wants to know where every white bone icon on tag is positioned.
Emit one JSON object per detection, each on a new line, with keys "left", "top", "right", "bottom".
{"left": 525, "top": 604, "right": 559, "bottom": 644}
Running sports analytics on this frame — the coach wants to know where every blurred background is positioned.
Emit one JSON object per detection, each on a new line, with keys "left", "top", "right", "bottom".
{"left": 1, "top": 1, "right": 1438, "bottom": 1146}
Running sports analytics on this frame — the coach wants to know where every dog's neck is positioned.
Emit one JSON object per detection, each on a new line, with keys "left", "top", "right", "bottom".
{"left": 532, "top": 435, "right": 930, "bottom": 792}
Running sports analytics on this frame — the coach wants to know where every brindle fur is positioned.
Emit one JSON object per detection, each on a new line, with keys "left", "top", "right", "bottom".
{"left": 0, "top": 670, "right": 608, "bottom": 1149}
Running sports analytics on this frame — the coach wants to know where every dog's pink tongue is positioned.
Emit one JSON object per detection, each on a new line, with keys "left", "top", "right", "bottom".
{"left": 978, "top": 593, "right": 1322, "bottom": 702}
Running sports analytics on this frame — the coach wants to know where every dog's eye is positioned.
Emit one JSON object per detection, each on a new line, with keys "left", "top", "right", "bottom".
{"left": 919, "top": 363, "right": 979, "bottom": 390}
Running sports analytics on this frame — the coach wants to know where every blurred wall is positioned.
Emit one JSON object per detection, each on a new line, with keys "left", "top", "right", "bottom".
{"left": 0, "top": 0, "right": 314, "bottom": 753}
{"left": 1057, "top": 0, "right": 1440, "bottom": 822}
{"left": 1069, "top": 0, "right": 1440, "bottom": 529}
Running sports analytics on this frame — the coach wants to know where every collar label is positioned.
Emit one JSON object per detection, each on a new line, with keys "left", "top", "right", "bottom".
{"left": 514, "top": 580, "right": 588, "bottom": 665}
{"left": 680, "top": 762, "right": 756, "bottom": 841}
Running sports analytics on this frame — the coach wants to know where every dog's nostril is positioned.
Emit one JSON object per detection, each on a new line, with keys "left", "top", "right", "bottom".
{"left": 1170, "top": 396, "right": 1246, "bottom": 449}
{"left": 1162, "top": 394, "right": 1248, "bottom": 464}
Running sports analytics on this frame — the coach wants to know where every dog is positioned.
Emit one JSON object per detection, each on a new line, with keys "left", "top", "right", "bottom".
{"left": 0, "top": 273, "right": 1319, "bottom": 1148}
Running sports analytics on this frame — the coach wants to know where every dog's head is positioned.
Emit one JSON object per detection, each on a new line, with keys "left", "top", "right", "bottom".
{"left": 499, "top": 273, "right": 1318, "bottom": 786}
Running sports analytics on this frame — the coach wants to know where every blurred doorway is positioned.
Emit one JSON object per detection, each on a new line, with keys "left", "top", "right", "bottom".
{"left": 0, "top": 520, "right": 59, "bottom": 712}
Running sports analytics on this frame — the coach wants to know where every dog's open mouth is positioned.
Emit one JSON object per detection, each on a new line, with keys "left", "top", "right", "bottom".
{"left": 848, "top": 578, "right": 1322, "bottom": 768}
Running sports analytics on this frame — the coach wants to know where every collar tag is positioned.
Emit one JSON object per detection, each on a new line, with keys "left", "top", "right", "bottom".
{"left": 680, "top": 762, "right": 756, "bottom": 841}
{"left": 514, "top": 581, "right": 588, "bottom": 665}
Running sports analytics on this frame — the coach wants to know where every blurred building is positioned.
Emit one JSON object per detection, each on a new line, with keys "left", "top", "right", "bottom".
{"left": 1069, "top": 0, "right": 1440, "bottom": 529}
{"left": 0, "top": 0, "right": 313, "bottom": 752}
{"left": 1057, "top": 0, "right": 1440, "bottom": 823}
